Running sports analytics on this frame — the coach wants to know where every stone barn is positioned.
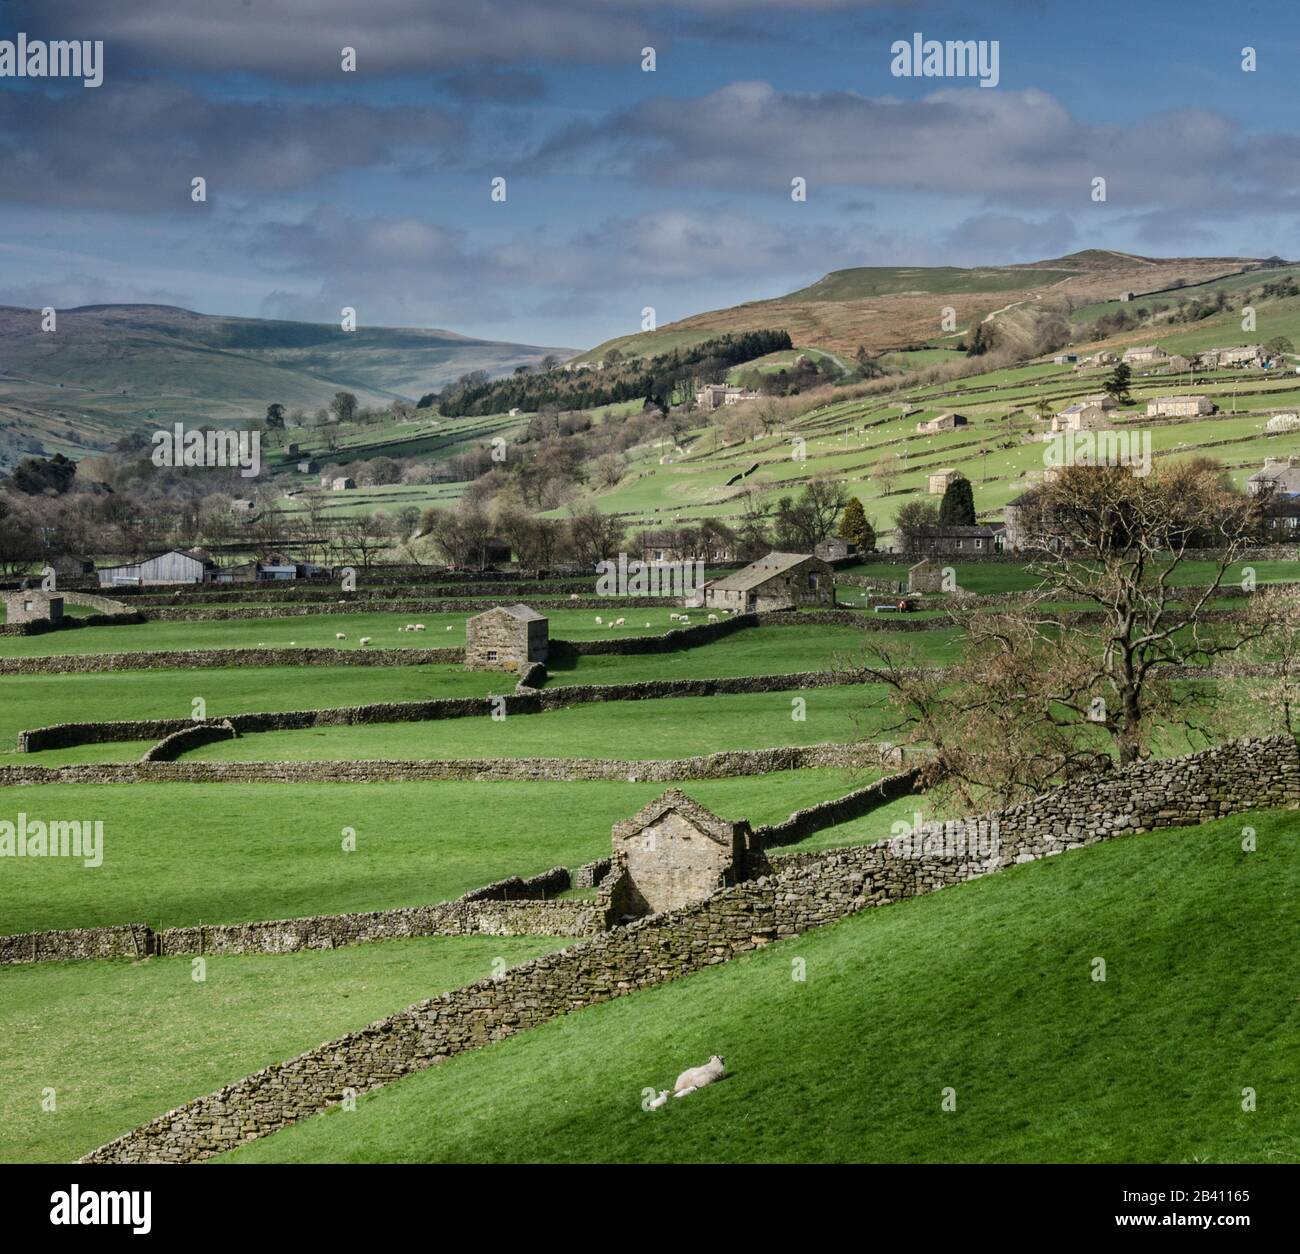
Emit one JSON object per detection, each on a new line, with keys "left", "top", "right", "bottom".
{"left": 704, "top": 551, "right": 835, "bottom": 613}
{"left": 609, "top": 790, "right": 752, "bottom": 917}
{"left": 2, "top": 589, "right": 64, "bottom": 625}
{"left": 465, "top": 604, "right": 548, "bottom": 671}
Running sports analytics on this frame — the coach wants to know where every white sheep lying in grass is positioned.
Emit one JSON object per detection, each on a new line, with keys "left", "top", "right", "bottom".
{"left": 595, "top": 615, "right": 603, "bottom": 625}
{"left": 646, "top": 1090, "right": 670, "bottom": 1110}
{"left": 615, "top": 617, "right": 625, "bottom": 626}
{"left": 336, "top": 632, "right": 347, "bottom": 640}
{"left": 673, "top": 1055, "right": 725, "bottom": 1097}
{"left": 445, "top": 625, "right": 453, "bottom": 631}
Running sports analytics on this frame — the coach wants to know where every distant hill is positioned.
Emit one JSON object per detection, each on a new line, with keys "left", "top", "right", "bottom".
{"left": 0, "top": 304, "right": 571, "bottom": 470}
{"left": 580, "top": 253, "right": 1273, "bottom": 364}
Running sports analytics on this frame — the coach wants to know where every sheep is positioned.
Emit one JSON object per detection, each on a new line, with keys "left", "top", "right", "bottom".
{"left": 615, "top": 617, "right": 625, "bottom": 626}
{"left": 359, "top": 636, "right": 371, "bottom": 646}
{"left": 645, "top": 622, "right": 651, "bottom": 628}
{"left": 445, "top": 625, "right": 453, "bottom": 631}
{"left": 595, "top": 616, "right": 603, "bottom": 625}
{"left": 570, "top": 594, "right": 579, "bottom": 600}
{"left": 414, "top": 624, "right": 426, "bottom": 632}
{"left": 708, "top": 614, "right": 718, "bottom": 623}
{"left": 673, "top": 1055, "right": 725, "bottom": 1096}
{"left": 335, "top": 632, "right": 347, "bottom": 640}
{"left": 646, "top": 1090, "right": 670, "bottom": 1111}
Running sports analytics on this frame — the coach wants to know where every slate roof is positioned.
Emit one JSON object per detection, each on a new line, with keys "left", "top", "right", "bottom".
{"left": 706, "top": 551, "right": 811, "bottom": 593}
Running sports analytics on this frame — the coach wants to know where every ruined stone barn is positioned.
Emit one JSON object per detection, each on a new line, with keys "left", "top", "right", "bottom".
{"left": 1, "top": 589, "right": 64, "bottom": 625}
{"left": 609, "top": 790, "right": 753, "bottom": 916}
{"left": 465, "top": 604, "right": 549, "bottom": 671}
{"left": 703, "top": 550, "right": 835, "bottom": 613}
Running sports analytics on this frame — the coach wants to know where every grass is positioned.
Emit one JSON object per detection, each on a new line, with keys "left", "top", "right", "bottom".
{"left": 182, "top": 684, "right": 893, "bottom": 762}
{"left": 223, "top": 809, "right": 1300, "bottom": 1164}
{"left": 0, "top": 665, "right": 508, "bottom": 766}
{"left": 0, "top": 935, "right": 562, "bottom": 1163}
{"left": 0, "top": 770, "right": 873, "bottom": 934}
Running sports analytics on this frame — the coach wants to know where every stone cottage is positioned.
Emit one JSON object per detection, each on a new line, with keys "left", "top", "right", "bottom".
{"left": 703, "top": 551, "right": 834, "bottom": 613}
{"left": 2, "top": 589, "right": 64, "bottom": 624}
{"left": 465, "top": 604, "right": 548, "bottom": 671}
{"left": 608, "top": 790, "right": 753, "bottom": 916}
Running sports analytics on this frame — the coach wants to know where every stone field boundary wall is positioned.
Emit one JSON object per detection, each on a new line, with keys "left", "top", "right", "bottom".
{"left": 0, "top": 741, "right": 879, "bottom": 788}
{"left": 15, "top": 668, "right": 871, "bottom": 753}
{"left": 77, "top": 734, "right": 1299, "bottom": 1164}
{"left": 140, "top": 597, "right": 678, "bottom": 622}
{"left": 1, "top": 867, "right": 602, "bottom": 967}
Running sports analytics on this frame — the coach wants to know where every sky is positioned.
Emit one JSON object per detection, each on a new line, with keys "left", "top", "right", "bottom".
{"left": 1, "top": 0, "right": 1298, "bottom": 352}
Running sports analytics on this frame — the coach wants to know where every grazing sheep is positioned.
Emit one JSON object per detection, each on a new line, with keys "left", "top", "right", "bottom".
{"left": 708, "top": 614, "right": 718, "bottom": 623}
{"left": 595, "top": 616, "right": 603, "bottom": 625}
{"left": 615, "top": 617, "right": 625, "bottom": 626}
{"left": 570, "top": 594, "right": 579, "bottom": 600}
{"left": 645, "top": 622, "right": 651, "bottom": 628}
{"left": 647, "top": 1090, "right": 670, "bottom": 1110}
{"left": 359, "top": 636, "right": 371, "bottom": 646}
{"left": 445, "top": 625, "right": 453, "bottom": 631}
{"left": 336, "top": 633, "right": 347, "bottom": 640}
{"left": 673, "top": 1055, "right": 725, "bottom": 1096}
{"left": 414, "top": 624, "right": 426, "bottom": 632}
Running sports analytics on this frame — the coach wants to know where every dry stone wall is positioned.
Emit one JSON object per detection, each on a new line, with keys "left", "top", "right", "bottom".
{"left": 0, "top": 742, "right": 876, "bottom": 788}
{"left": 2, "top": 867, "right": 600, "bottom": 966}
{"left": 77, "top": 734, "right": 1299, "bottom": 1165}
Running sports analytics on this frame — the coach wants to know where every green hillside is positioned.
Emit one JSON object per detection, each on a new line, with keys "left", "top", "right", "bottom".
{"left": 0, "top": 303, "right": 569, "bottom": 470}
{"left": 223, "top": 808, "right": 1300, "bottom": 1164}
{"left": 781, "top": 264, "right": 1079, "bottom": 302}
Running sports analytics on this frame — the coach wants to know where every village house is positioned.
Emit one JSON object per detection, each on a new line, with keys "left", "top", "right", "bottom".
{"left": 1247, "top": 456, "right": 1300, "bottom": 498}
{"left": 639, "top": 529, "right": 735, "bottom": 565}
{"left": 464, "top": 604, "right": 549, "bottom": 672}
{"left": 1146, "top": 395, "right": 1213, "bottom": 418}
{"left": 1, "top": 589, "right": 64, "bottom": 625}
{"left": 1159, "top": 354, "right": 1193, "bottom": 373}
{"left": 1090, "top": 350, "right": 1119, "bottom": 366}
{"left": 915, "top": 411, "right": 968, "bottom": 434}
{"left": 1003, "top": 488, "right": 1069, "bottom": 554}
{"left": 1213, "top": 345, "right": 1265, "bottom": 368}
{"left": 609, "top": 790, "right": 753, "bottom": 917}
{"left": 1122, "top": 345, "right": 1166, "bottom": 364}
{"left": 97, "top": 548, "right": 218, "bottom": 588}
{"left": 928, "top": 468, "right": 966, "bottom": 495}
{"left": 1051, "top": 395, "right": 1118, "bottom": 433}
{"left": 905, "top": 524, "right": 997, "bottom": 557}
{"left": 694, "top": 383, "right": 762, "bottom": 411}
{"left": 703, "top": 551, "right": 835, "bottom": 614}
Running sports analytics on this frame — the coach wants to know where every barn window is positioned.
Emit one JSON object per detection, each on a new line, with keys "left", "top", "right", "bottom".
{"left": 486, "top": 649, "right": 498, "bottom": 661}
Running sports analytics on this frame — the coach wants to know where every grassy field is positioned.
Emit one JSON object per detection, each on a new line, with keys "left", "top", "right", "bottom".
{"left": 0, "top": 770, "right": 872, "bottom": 933}
{"left": 182, "top": 683, "right": 892, "bottom": 762}
{"left": 223, "top": 809, "right": 1300, "bottom": 1164}
{"left": 0, "top": 665, "right": 507, "bottom": 765}
{"left": 0, "top": 935, "right": 562, "bottom": 1163}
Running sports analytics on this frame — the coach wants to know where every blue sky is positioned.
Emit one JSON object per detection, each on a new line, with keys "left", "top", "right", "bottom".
{"left": 1, "top": 0, "right": 1297, "bottom": 351}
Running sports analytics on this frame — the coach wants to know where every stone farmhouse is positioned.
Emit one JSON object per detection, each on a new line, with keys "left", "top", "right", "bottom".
{"left": 1050, "top": 395, "right": 1118, "bottom": 433}
{"left": 703, "top": 551, "right": 835, "bottom": 613}
{"left": 694, "top": 383, "right": 762, "bottom": 411}
{"left": 609, "top": 790, "right": 753, "bottom": 916}
{"left": 1206, "top": 345, "right": 1264, "bottom": 368}
{"left": 915, "top": 411, "right": 967, "bottom": 434}
{"left": 1247, "top": 456, "right": 1300, "bottom": 498}
{"left": 465, "top": 604, "right": 549, "bottom": 672}
{"left": 1, "top": 589, "right": 64, "bottom": 624}
{"left": 639, "top": 529, "right": 735, "bottom": 565}
{"left": 98, "top": 548, "right": 217, "bottom": 588}
{"left": 1146, "top": 395, "right": 1213, "bottom": 418}
{"left": 1122, "top": 345, "right": 1166, "bottom": 364}
{"left": 928, "top": 467, "right": 966, "bottom": 494}
{"left": 905, "top": 524, "right": 997, "bottom": 557}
